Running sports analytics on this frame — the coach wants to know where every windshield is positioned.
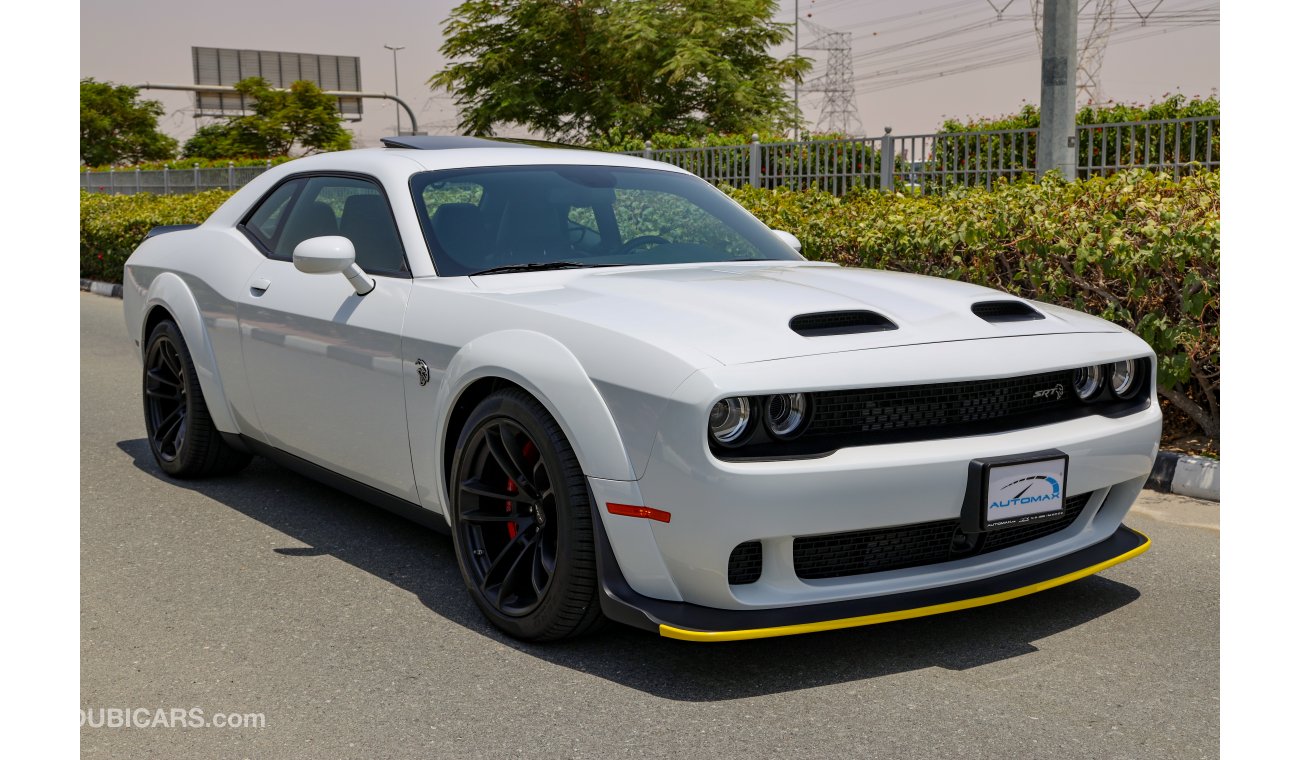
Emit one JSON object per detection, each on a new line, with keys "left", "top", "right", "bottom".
{"left": 409, "top": 165, "right": 803, "bottom": 276}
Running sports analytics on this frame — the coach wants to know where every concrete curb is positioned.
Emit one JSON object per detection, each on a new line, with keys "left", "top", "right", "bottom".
{"left": 80, "top": 279, "right": 122, "bottom": 298}
{"left": 1145, "top": 450, "right": 1219, "bottom": 502}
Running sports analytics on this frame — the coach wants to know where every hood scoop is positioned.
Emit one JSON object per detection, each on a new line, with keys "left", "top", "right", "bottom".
{"left": 972, "top": 300, "right": 1044, "bottom": 323}
{"left": 790, "top": 310, "right": 898, "bottom": 337}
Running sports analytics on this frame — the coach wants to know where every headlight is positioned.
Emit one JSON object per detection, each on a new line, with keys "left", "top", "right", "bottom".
{"left": 764, "top": 393, "right": 811, "bottom": 439}
{"left": 1110, "top": 359, "right": 1141, "bottom": 399}
{"left": 1072, "top": 364, "right": 1104, "bottom": 400}
{"left": 709, "top": 397, "right": 751, "bottom": 445}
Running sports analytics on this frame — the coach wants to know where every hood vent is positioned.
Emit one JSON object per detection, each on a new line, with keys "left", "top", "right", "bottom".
{"left": 971, "top": 300, "right": 1044, "bottom": 323}
{"left": 790, "top": 310, "right": 898, "bottom": 337}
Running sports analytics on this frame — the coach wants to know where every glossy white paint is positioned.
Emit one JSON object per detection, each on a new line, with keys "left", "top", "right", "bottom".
{"left": 292, "top": 235, "right": 375, "bottom": 295}
{"left": 122, "top": 144, "right": 1161, "bottom": 613}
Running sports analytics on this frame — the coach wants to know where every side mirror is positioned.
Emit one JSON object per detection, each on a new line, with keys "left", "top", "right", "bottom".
{"left": 770, "top": 229, "right": 802, "bottom": 254}
{"left": 292, "top": 236, "right": 374, "bottom": 296}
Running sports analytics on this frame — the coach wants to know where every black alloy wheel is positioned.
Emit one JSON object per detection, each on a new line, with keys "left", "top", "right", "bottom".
{"left": 141, "top": 320, "right": 251, "bottom": 478}
{"left": 450, "top": 389, "right": 605, "bottom": 640}
{"left": 144, "top": 333, "right": 189, "bottom": 463}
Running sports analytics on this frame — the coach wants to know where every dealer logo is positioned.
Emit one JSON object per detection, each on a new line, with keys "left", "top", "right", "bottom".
{"left": 989, "top": 475, "right": 1062, "bottom": 509}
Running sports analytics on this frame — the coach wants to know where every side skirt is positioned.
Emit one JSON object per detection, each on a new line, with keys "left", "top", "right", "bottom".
{"left": 228, "top": 433, "right": 449, "bottom": 535}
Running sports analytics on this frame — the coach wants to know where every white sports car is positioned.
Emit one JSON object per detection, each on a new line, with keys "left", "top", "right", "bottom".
{"left": 122, "top": 136, "right": 1159, "bottom": 642}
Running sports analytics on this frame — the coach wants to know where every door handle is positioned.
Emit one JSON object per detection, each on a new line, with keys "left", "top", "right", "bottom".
{"left": 249, "top": 277, "right": 272, "bottom": 296}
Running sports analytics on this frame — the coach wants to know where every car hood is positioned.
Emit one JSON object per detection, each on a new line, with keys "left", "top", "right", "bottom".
{"left": 470, "top": 261, "right": 1122, "bottom": 366}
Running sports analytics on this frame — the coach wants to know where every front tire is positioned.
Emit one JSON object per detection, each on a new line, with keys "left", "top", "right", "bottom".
{"left": 142, "top": 320, "right": 251, "bottom": 478}
{"left": 449, "top": 388, "right": 606, "bottom": 641}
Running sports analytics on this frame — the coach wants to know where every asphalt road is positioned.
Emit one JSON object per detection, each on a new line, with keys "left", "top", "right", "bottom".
{"left": 80, "top": 292, "right": 1219, "bottom": 759}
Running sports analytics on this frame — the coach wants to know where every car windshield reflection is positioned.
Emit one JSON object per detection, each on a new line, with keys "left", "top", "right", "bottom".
{"left": 409, "top": 165, "right": 802, "bottom": 276}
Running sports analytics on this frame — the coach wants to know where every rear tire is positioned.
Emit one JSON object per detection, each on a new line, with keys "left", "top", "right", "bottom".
{"left": 449, "top": 388, "right": 606, "bottom": 641}
{"left": 142, "top": 320, "right": 251, "bottom": 479}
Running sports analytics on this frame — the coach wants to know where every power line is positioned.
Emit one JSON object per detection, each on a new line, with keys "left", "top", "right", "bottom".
{"left": 853, "top": 18, "right": 1214, "bottom": 95}
{"left": 844, "top": 0, "right": 1215, "bottom": 96}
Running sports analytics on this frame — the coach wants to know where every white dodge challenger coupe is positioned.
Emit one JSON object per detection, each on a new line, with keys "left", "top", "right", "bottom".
{"left": 122, "top": 136, "right": 1159, "bottom": 642}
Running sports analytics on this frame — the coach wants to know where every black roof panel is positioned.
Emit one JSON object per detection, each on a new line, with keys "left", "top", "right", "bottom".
{"left": 380, "top": 135, "right": 529, "bottom": 150}
{"left": 380, "top": 135, "right": 597, "bottom": 151}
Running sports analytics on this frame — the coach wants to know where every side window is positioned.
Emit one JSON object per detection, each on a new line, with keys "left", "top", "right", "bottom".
{"left": 242, "top": 180, "right": 302, "bottom": 250}
{"left": 272, "top": 176, "right": 408, "bottom": 276}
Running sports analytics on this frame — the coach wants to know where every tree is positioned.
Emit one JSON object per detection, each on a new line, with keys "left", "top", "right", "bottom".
{"left": 181, "top": 77, "right": 353, "bottom": 159}
{"left": 430, "top": 0, "right": 810, "bottom": 143}
{"left": 180, "top": 123, "right": 249, "bottom": 160}
{"left": 80, "top": 78, "right": 178, "bottom": 166}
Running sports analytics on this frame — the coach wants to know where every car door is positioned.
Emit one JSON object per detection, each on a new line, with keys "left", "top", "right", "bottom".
{"left": 235, "top": 173, "right": 417, "bottom": 500}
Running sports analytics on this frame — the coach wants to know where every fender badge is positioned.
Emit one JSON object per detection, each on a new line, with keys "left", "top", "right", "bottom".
{"left": 415, "top": 358, "right": 430, "bottom": 386}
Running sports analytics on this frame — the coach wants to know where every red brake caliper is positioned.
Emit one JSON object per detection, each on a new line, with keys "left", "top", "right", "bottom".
{"left": 504, "top": 441, "right": 540, "bottom": 540}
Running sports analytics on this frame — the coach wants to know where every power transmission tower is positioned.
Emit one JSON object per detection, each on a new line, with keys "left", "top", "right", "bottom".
{"left": 800, "top": 17, "right": 863, "bottom": 135}
{"left": 1032, "top": 0, "right": 1116, "bottom": 104}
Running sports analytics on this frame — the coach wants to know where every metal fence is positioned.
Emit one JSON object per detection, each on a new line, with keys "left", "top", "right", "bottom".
{"left": 81, "top": 116, "right": 1218, "bottom": 197}
{"left": 80, "top": 162, "right": 275, "bottom": 195}
{"left": 634, "top": 115, "right": 1219, "bottom": 195}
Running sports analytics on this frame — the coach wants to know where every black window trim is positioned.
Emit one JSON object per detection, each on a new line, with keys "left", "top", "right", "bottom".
{"left": 237, "top": 170, "right": 414, "bottom": 279}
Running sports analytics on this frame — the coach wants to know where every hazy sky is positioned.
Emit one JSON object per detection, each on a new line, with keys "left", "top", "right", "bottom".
{"left": 79, "top": 0, "right": 1219, "bottom": 148}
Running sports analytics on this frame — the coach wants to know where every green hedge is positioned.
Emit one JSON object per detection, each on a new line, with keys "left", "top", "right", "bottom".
{"left": 80, "top": 170, "right": 1219, "bottom": 439}
{"left": 80, "top": 190, "right": 234, "bottom": 283}
{"left": 726, "top": 170, "right": 1219, "bottom": 439}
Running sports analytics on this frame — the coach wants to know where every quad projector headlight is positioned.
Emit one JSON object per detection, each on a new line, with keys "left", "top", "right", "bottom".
{"left": 709, "top": 397, "right": 751, "bottom": 445}
{"left": 1109, "top": 359, "right": 1141, "bottom": 399}
{"left": 1074, "top": 359, "right": 1146, "bottom": 402}
{"left": 765, "top": 393, "right": 811, "bottom": 439}
{"left": 710, "top": 393, "right": 815, "bottom": 447}
{"left": 1072, "top": 364, "right": 1105, "bottom": 401}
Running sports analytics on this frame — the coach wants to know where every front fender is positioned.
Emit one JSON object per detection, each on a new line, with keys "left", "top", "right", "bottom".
{"left": 432, "top": 330, "right": 637, "bottom": 497}
{"left": 136, "top": 271, "right": 238, "bottom": 434}
{"left": 408, "top": 329, "right": 683, "bottom": 601}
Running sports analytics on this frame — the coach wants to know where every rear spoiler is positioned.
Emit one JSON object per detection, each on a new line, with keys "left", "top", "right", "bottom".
{"left": 143, "top": 224, "right": 199, "bottom": 241}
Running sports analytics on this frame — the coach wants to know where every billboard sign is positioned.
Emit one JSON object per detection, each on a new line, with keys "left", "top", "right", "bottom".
{"left": 192, "top": 47, "right": 363, "bottom": 119}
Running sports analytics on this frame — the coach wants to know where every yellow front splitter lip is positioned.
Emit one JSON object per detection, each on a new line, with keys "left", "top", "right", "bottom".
{"left": 659, "top": 528, "right": 1150, "bottom": 642}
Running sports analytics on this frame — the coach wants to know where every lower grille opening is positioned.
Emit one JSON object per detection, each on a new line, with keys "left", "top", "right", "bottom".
{"left": 793, "top": 492, "right": 1092, "bottom": 580}
{"left": 728, "top": 541, "right": 763, "bottom": 585}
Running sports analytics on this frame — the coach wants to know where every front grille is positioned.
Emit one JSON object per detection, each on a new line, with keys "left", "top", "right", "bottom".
{"left": 710, "top": 360, "right": 1152, "bottom": 461}
{"left": 793, "top": 492, "right": 1092, "bottom": 580}
{"left": 728, "top": 541, "right": 763, "bottom": 585}
{"left": 809, "top": 369, "right": 1076, "bottom": 438}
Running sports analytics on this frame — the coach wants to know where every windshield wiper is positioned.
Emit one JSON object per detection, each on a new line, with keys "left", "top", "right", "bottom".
{"left": 468, "top": 261, "right": 622, "bottom": 276}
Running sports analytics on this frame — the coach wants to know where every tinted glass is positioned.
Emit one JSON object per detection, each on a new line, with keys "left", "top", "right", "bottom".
{"left": 271, "top": 176, "right": 408, "bottom": 275}
{"left": 243, "top": 179, "right": 301, "bottom": 249}
{"left": 409, "top": 165, "right": 801, "bottom": 276}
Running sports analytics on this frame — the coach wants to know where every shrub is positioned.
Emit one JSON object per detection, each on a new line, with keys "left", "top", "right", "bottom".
{"left": 79, "top": 190, "right": 234, "bottom": 283}
{"left": 727, "top": 169, "right": 1219, "bottom": 440}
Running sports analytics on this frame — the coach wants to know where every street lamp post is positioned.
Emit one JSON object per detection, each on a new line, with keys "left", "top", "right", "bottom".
{"left": 383, "top": 44, "right": 406, "bottom": 135}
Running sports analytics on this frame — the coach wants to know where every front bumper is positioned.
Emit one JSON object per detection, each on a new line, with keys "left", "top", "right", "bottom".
{"left": 594, "top": 515, "right": 1150, "bottom": 642}
{"left": 587, "top": 332, "right": 1161, "bottom": 622}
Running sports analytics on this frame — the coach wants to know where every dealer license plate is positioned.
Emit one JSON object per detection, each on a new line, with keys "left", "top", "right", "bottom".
{"left": 983, "top": 456, "right": 1068, "bottom": 528}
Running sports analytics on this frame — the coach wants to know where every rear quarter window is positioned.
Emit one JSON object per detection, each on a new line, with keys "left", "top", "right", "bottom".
{"left": 243, "top": 180, "right": 301, "bottom": 249}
